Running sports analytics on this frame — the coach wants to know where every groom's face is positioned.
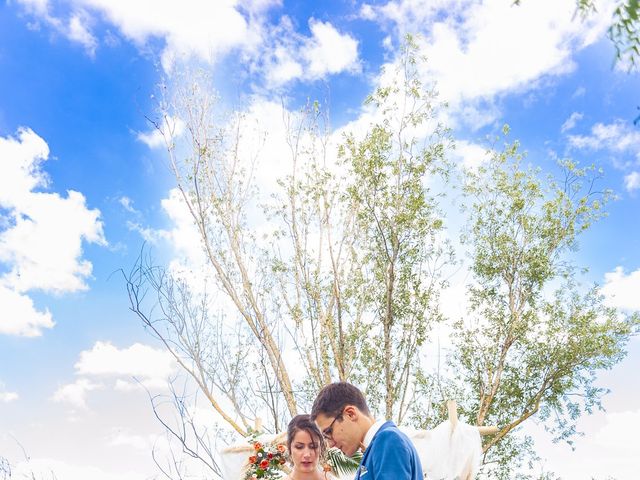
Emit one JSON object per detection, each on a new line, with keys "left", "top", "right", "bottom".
{"left": 315, "top": 406, "right": 361, "bottom": 457}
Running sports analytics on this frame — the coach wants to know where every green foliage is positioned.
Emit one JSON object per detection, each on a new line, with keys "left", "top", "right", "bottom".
{"left": 339, "top": 35, "right": 453, "bottom": 421}
{"left": 451, "top": 128, "right": 639, "bottom": 477}
{"left": 609, "top": 0, "right": 640, "bottom": 69}
{"left": 325, "top": 448, "right": 362, "bottom": 477}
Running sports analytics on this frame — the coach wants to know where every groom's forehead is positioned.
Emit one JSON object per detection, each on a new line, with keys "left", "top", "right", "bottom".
{"left": 314, "top": 412, "right": 332, "bottom": 427}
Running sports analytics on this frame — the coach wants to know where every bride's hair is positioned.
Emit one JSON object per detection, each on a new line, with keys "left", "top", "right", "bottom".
{"left": 287, "top": 414, "right": 326, "bottom": 460}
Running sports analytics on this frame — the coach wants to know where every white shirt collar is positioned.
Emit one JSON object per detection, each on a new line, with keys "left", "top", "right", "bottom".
{"left": 362, "top": 419, "right": 385, "bottom": 449}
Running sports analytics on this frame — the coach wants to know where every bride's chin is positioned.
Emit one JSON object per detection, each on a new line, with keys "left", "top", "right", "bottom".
{"left": 296, "top": 462, "right": 315, "bottom": 472}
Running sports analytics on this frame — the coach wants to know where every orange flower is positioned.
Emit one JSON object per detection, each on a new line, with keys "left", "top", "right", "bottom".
{"left": 253, "top": 442, "right": 262, "bottom": 451}
{"left": 260, "top": 459, "right": 269, "bottom": 469}
{"left": 248, "top": 455, "right": 257, "bottom": 464}
{"left": 279, "top": 458, "right": 286, "bottom": 465}
{"left": 323, "top": 464, "right": 332, "bottom": 472}
{"left": 276, "top": 444, "right": 286, "bottom": 453}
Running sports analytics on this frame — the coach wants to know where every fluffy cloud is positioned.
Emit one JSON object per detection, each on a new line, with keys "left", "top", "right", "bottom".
{"left": 0, "top": 391, "right": 19, "bottom": 402}
{"left": 568, "top": 120, "right": 640, "bottom": 154}
{"left": 136, "top": 115, "right": 185, "bottom": 149}
{"left": 624, "top": 171, "right": 640, "bottom": 193}
{"left": 263, "top": 18, "right": 360, "bottom": 85}
{"left": 53, "top": 342, "right": 176, "bottom": 410}
{"left": 303, "top": 20, "right": 359, "bottom": 78}
{"left": 561, "top": 111, "right": 584, "bottom": 133}
{"left": 15, "top": 1, "right": 360, "bottom": 83}
{"left": 106, "top": 429, "right": 157, "bottom": 451}
{"left": 0, "top": 381, "right": 19, "bottom": 403}
{"left": 16, "top": 0, "right": 268, "bottom": 68}
{"left": 15, "top": 0, "right": 98, "bottom": 56}
{"left": 75, "top": 341, "right": 177, "bottom": 388}
{"left": 52, "top": 378, "right": 104, "bottom": 409}
{"left": 0, "top": 128, "right": 104, "bottom": 337}
{"left": 453, "top": 140, "right": 489, "bottom": 170}
{"left": 67, "top": 12, "right": 97, "bottom": 55}
{"left": 361, "top": 0, "right": 613, "bottom": 125}
{"left": 0, "top": 284, "right": 53, "bottom": 337}
{"left": 602, "top": 266, "right": 640, "bottom": 311}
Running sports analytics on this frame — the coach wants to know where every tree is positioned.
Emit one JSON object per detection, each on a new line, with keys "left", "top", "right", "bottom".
{"left": 128, "top": 41, "right": 637, "bottom": 480}
{"left": 450, "top": 127, "right": 638, "bottom": 478}
{"left": 338, "top": 36, "right": 453, "bottom": 421}
{"left": 126, "top": 37, "right": 454, "bottom": 477}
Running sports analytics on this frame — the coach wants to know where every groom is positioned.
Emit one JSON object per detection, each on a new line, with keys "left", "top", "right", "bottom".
{"left": 311, "top": 382, "right": 423, "bottom": 480}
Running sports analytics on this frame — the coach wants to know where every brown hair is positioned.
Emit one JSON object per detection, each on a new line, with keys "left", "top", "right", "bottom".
{"left": 310, "top": 382, "right": 370, "bottom": 420}
{"left": 287, "top": 414, "right": 326, "bottom": 459}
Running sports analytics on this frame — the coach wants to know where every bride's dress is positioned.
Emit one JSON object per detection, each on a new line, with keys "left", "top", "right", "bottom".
{"left": 219, "top": 419, "right": 482, "bottom": 480}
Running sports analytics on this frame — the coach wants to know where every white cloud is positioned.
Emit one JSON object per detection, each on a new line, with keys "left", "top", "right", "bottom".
{"left": 17, "top": 0, "right": 276, "bottom": 70}
{"left": 0, "top": 381, "right": 19, "bottom": 403}
{"left": 453, "top": 140, "right": 489, "bottom": 170}
{"left": 263, "top": 18, "right": 360, "bottom": 85}
{"left": 624, "top": 171, "right": 640, "bottom": 193}
{"left": 362, "top": 0, "right": 613, "bottom": 124}
{"left": 53, "top": 342, "right": 175, "bottom": 409}
{"left": 0, "top": 127, "right": 49, "bottom": 207}
{"left": 0, "top": 190, "right": 105, "bottom": 293}
{"left": 52, "top": 378, "right": 104, "bottom": 409}
{"left": 0, "top": 128, "right": 104, "bottom": 337}
{"left": 16, "top": 0, "right": 359, "bottom": 85}
{"left": 106, "top": 429, "right": 155, "bottom": 450}
{"left": 0, "top": 391, "right": 19, "bottom": 403}
{"left": 75, "top": 341, "right": 177, "bottom": 387}
{"left": 160, "top": 188, "right": 204, "bottom": 267}
{"left": 15, "top": 0, "right": 97, "bottom": 55}
{"left": 571, "top": 86, "right": 586, "bottom": 98}
{"left": 568, "top": 120, "right": 640, "bottom": 154}
{"left": 136, "top": 115, "right": 185, "bottom": 149}
{"left": 561, "top": 111, "right": 583, "bottom": 133}
{"left": 67, "top": 12, "right": 97, "bottom": 56}
{"left": 0, "top": 284, "right": 54, "bottom": 337}
{"left": 303, "top": 19, "right": 359, "bottom": 78}
{"left": 602, "top": 266, "right": 640, "bottom": 311}
{"left": 265, "top": 45, "right": 304, "bottom": 84}
{"left": 593, "top": 410, "right": 640, "bottom": 453}
{"left": 118, "top": 196, "right": 137, "bottom": 213}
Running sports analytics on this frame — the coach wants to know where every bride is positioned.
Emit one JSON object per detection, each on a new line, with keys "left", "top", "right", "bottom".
{"left": 285, "top": 414, "right": 335, "bottom": 480}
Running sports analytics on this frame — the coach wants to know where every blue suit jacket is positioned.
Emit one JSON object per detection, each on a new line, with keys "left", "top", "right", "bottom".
{"left": 355, "top": 421, "right": 423, "bottom": 480}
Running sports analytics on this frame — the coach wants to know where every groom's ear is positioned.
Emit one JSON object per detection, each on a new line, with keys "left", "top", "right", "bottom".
{"left": 343, "top": 405, "right": 359, "bottom": 421}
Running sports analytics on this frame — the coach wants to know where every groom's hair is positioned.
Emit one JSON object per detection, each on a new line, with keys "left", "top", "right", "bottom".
{"left": 310, "top": 382, "right": 370, "bottom": 419}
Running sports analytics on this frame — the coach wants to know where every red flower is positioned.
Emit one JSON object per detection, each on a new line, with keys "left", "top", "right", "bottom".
{"left": 248, "top": 455, "right": 257, "bottom": 464}
{"left": 267, "top": 452, "right": 273, "bottom": 459}
{"left": 253, "top": 442, "right": 262, "bottom": 451}
{"left": 260, "top": 459, "right": 269, "bottom": 469}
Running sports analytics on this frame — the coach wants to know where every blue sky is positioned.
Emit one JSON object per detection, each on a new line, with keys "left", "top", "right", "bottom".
{"left": 0, "top": 0, "right": 639, "bottom": 479}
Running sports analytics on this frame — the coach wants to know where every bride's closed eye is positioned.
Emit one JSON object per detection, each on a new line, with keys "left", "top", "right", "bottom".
{"left": 293, "top": 443, "right": 318, "bottom": 449}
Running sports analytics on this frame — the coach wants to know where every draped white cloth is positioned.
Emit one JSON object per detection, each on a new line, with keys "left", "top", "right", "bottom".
{"left": 219, "top": 419, "right": 482, "bottom": 480}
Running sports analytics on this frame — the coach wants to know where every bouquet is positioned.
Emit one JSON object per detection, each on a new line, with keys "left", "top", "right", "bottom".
{"left": 244, "top": 441, "right": 287, "bottom": 479}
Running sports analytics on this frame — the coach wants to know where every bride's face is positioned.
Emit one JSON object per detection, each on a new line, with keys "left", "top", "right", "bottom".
{"left": 290, "top": 429, "right": 320, "bottom": 474}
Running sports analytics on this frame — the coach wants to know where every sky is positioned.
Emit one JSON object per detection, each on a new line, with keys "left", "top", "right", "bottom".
{"left": 0, "top": 0, "right": 639, "bottom": 479}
